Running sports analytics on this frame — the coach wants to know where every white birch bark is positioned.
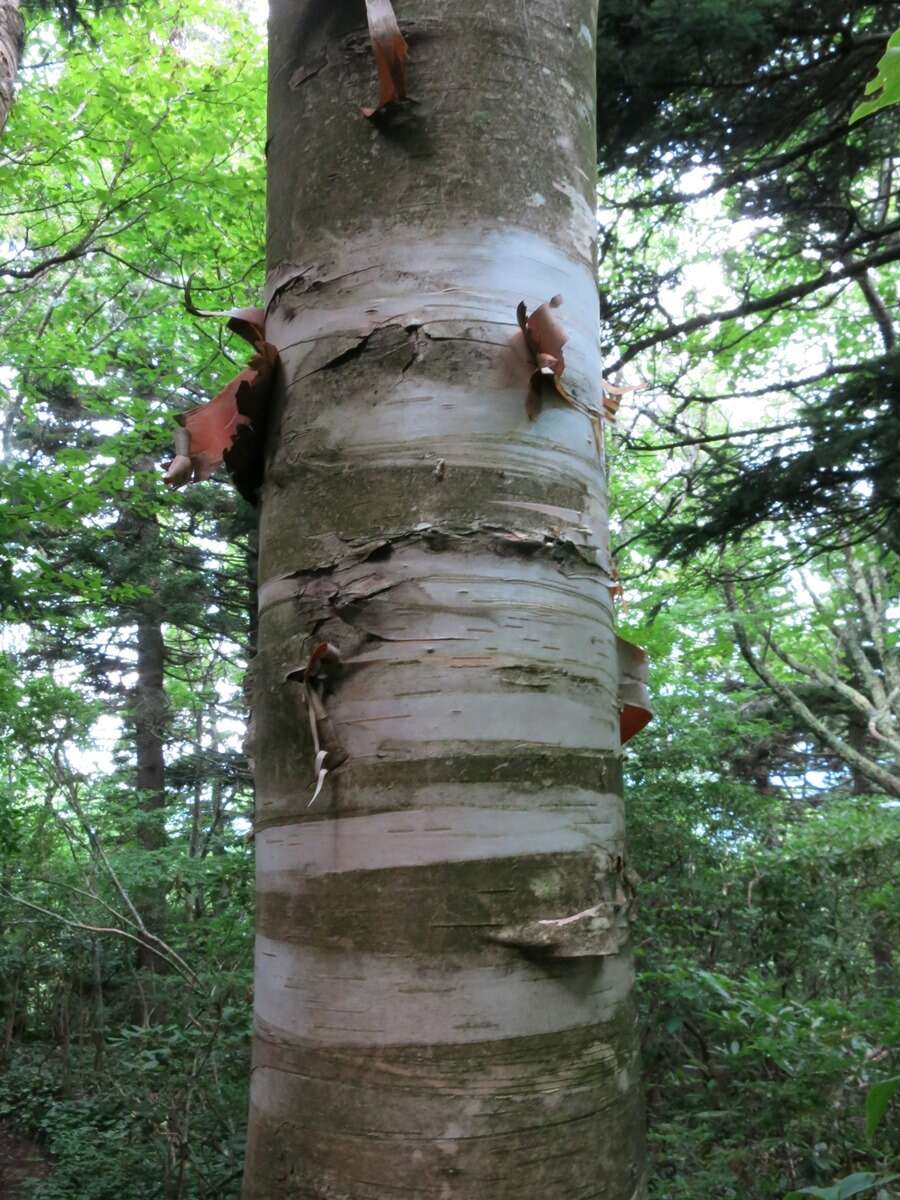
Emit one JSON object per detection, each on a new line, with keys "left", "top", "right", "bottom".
{"left": 243, "top": 3, "right": 647, "bottom": 1196}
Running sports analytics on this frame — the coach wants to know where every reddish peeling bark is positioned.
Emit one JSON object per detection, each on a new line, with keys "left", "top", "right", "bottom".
{"left": 361, "top": 0, "right": 407, "bottom": 117}
{"left": 244, "top": 3, "right": 647, "bottom": 1197}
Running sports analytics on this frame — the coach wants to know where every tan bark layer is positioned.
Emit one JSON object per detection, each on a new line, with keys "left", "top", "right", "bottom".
{"left": 246, "top": 2, "right": 645, "bottom": 1196}
{"left": 246, "top": 1010, "right": 643, "bottom": 1200}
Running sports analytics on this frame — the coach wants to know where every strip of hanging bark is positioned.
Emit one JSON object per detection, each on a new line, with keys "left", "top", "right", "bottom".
{"left": 222, "top": 340, "right": 279, "bottom": 504}
{"left": 616, "top": 635, "right": 652, "bottom": 744}
{"left": 490, "top": 858, "right": 639, "bottom": 958}
{"left": 163, "top": 341, "right": 278, "bottom": 504}
{"left": 165, "top": 285, "right": 276, "bottom": 501}
{"left": 361, "top": 0, "right": 408, "bottom": 118}
{"left": 183, "top": 279, "right": 266, "bottom": 350}
{"left": 289, "top": 642, "right": 343, "bottom": 683}
{"left": 306, "top": 686, "right": 329, "bottom": 805}
{"left": 607, "top": 564, "right": 624, "bottom": 601}
{"left": 284, "top": 647, "right": 348, "bottom": 805}
{"left": 602, "top": 387, "right": 622, "bottom": 422}
{"left": 516, "top": 295, "right": 577, "bottom": 420}
{"left": 601, "top": 378, "right": 645, "bottom": 421}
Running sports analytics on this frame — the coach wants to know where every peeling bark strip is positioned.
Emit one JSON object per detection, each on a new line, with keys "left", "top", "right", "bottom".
{"left": 617, "top": 635, "right": 652, "bottom": 744}
{"left": 164, "top": 294, "right": 277, "bottom": 504}
{"left": 247, "top": 2, "right": 647, "bottom": 1197}
{"left": 516, "top": 294, "right": 576, "bottom": 419}
{"left": 182, "top": 285, "right": 267, "bottom": 348}
{"left": 601, "top": 378, "right": 645, "bottom": 422}
{"left": 361, "top": 0, "right": 408, "bottom": 117}
{"left": 0, "top": 0, "right": 22, "bottom": 132}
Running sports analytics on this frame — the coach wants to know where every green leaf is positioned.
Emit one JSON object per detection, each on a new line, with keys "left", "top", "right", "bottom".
{"left": 695, "top": 969, "right": 733, "bottom": 1001}
{"left": 55, "top": 448, "right": 93, "bottom": 466}
{"left": 850, "top": 29, "right": 900, "bottom": 123}
{"left": 785, "top": 1174, "right": 899, "bottom": 1200}
{"left": 785, "top": 1186, "right": 837, "bottom": 1198}
{"left": 866, "top": 1077, "right": 900, "bottom": 1140}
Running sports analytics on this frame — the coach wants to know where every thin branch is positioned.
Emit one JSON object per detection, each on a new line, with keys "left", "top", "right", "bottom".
{"left": 666, "top": 358, "right": 883, "bottom": 405}
{"left": 33, "top": 876, "right": 140, "bottom": 930}
{"left": 0, "top": 235, "right": 95, "bottom": 280}
{"left": 724, "top": 576, "right": 900, "bottom": 798}
{"left": 607, "top": 243, "right": 900, "bottom": 372}
{"left": 0, "top": 890, "right": 199, "bottom": 987}
{"left": 759, "top": 628, "right": 883, "bottom": 722}
{"left": 608, "top": 122, "right": 854, "bottom": 212}
{"left": 625, "top": 421, "right": 800, "bottom": 453}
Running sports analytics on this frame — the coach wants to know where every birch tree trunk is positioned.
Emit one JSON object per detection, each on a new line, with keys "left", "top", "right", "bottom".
{"left": 0, "top": 0, "right": 21, "bottom": 132}
{"left": 244, "top": 2, "right": 647, "bottom": 1196}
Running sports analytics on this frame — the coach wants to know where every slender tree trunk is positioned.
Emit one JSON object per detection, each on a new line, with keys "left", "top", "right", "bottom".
{"left": 848, "top": 706, "right": 872, "bottom": 795}
{"left": 134, "top": 610, "right": 166, "bottom": 844}
{"left": 870, "top": 913, "right": 896, "bottom": 991}
{"left": 2, "top": 972, "right": 19, "bottom": 1061}
{"left": 132, "top": 561, "right": 168, "bottom": 977}
{"left": 91, "top": 938, "right": 105, "bottom": 1073}
{"left": 58, "top": 985, "right": 72, "bottom": 1098}
{"left": 244, "top": 3, "right": 646, "bottom": 1197}
{"left": 0, "top": 0, "right": 22, "bottom": 133}
{"left": 122, "top": 461, "right": 170, "bottom": 994}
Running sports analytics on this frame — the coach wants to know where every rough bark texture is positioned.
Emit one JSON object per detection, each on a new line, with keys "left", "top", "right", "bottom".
{"left": 122, "top": 469, "right": 170, "bottom": 983}
{"left": 0, "top": 0, "right": 21, "bottom": 133}
{"left": 244, "top": 2, "right": 646, "bottom": 1197}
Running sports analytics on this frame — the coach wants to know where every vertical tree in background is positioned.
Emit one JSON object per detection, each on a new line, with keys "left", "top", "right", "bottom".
{"left": 0, "top": 0, "right": 21, "bottom": 130}
{"left": 117, "top": 463, "right": 170, "bottom": 996}
{"left": 242, "top": 2, "right": 648, "bottom": 1197}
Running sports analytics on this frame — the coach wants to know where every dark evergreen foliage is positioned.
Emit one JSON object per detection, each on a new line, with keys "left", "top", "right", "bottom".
{"left": 598, "top": 0, "right": 900, "bottom": 558}
{"left": 597, "top": 0, "right": 900, "bottom": 188}
{"left": 656, "top": 354, "right": 900, "bottom": 560}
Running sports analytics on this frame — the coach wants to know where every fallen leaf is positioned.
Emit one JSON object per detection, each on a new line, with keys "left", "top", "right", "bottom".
{"left": 361, "top": 0, "right": 408, "bottom": 118}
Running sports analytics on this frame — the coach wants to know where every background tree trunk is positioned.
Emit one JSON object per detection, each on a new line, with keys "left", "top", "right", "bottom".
{"left": 0, "top": 0, "right": 21, "bottom": 132}
{"left": 121, "top": 461, "right": 171, "bottom": 996}
{"left": 244, "top": 2, "right": 646, "bottom": 1197}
